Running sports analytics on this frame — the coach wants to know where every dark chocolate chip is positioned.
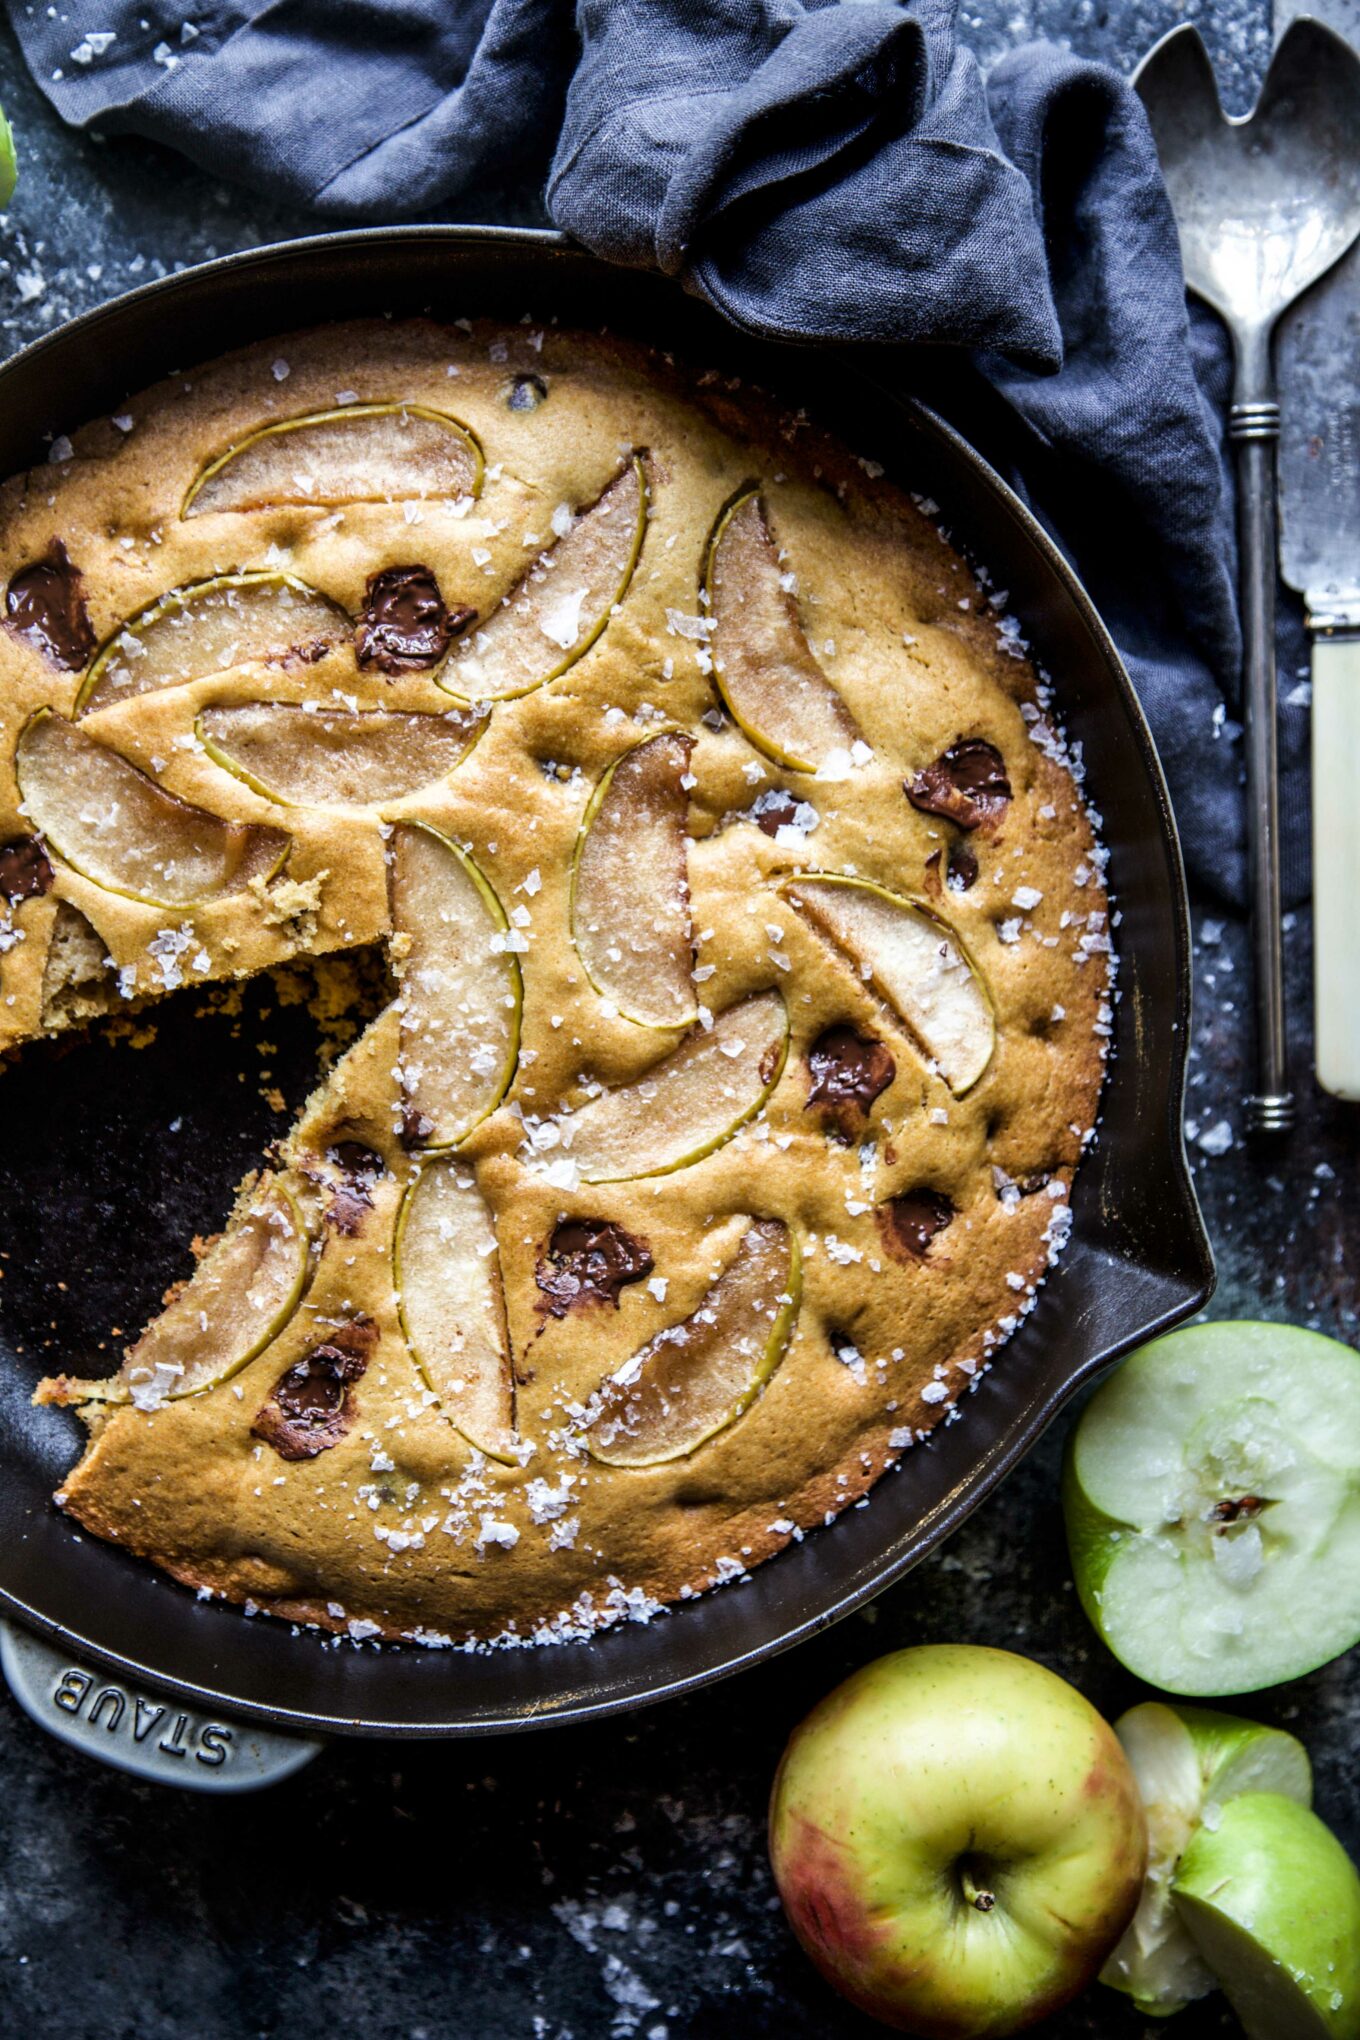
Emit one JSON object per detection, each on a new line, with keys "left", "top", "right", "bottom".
{"left": 749, "top": 787, "right": 816, "bottom": 838}
{"left": 0, "top": 834, "right": 54, "bottom": 906}
{"left": 946, "top": 842, "right": 979, "bottom": 892}
{"left": 535, "top": 1218, "right": 653, "bottom": 1318}
{"left": 905, "top": 739, "right": 1010, "bottom": 831}
{"left": 323, "top": 1141, "right": 386, "bottom": 1236}
{"left": 807, "top": 1025, "right": 895, "bottom": 1115}
{"left": 878, "top": 1189, "right": 956, "bottom": 1261}
{"left": 251, "top": 1316, "right": 376, "bottom": 1461}
{"left": 507, "top": 373, "right": 548, "bottom": 412}
{"left": 5, "top": 542, "right": 96, "bottom": 671}
{"left": 355, "top": 566, "right": 474, "bottom": 675}
{"left": 400, "top": 1104, "right": 436, "bottom": 1150}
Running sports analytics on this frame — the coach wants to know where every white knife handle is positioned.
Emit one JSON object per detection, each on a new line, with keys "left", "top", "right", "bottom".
{"left": 1313, "top": 631, "right": 1360, "bottom": 1101}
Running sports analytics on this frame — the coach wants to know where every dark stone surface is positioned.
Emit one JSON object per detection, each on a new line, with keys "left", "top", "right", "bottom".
{"left": 0, "top": 8, "right": 1354, "bottom": 2038}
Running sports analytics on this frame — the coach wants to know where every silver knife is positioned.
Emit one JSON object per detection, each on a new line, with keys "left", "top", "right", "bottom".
{"left": 1275, "top": 1, "right": 1360, "bottom": 1100}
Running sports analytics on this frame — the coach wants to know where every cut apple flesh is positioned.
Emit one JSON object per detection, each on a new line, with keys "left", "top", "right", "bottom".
{"left": 443, "top": 457, "right": 646, "bottom": 701}
{"left": 184, "top": 403, "right": 482, "bottom": 515}
{"left": 76, "top": 573, "right": 349, "bottom": 716}
{"left": 554, "top": 989, "right": 788, "bottom": 1184}
{"left": 571, "top": 730, "right": 696, "bottom": 1027}
{"left": 388, "top": 821, "right": 521, "bottom": 1149}
{"left": 394, "top": 1157, "right": 515, "bottom": 1460}
{"left": 588, "top": 1218, "right": 799, "bottom": 1465}
{"left": 704, "top": 489, "right": 860, "bottom": 771}
{"left": 784, "top": 875, "right": 994, "bottom": 1094}
{"left": 37, "top": 1177, "right": 311, "bottom": 1409}
{"left": 16, "top": 709, "right": 289, "bottom": 907}
{"left": 199, "top": 702, "right": 485, "bottom": 806}
{"left": 1065, "top": 1321, "right": 1360, "bottom": 1696}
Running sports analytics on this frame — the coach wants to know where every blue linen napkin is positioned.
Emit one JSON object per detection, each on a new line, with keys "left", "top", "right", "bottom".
{"left": 8, "top": 0, "right": 1303, "bottom": 908}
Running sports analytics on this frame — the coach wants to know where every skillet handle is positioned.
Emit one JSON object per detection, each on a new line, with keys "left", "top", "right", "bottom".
{"left": 0, "top": 1619, "right": 322, "bottom": 1791}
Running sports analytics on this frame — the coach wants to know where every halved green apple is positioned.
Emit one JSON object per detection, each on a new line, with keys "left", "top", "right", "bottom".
{"left": 15, "top": 708, "right": 289, "bottom": 907}
{"left": 1103, "top": 1701, "right": 1313, "bottom": 2017}
{"left": 441, "top": 455, "right": 647, "bottom": 701}
{"left": 388, "top": 820, "right": 521, "bottom": 1150}
{"left": 569, "top": 729, "right": 696, "bottom": 1028}
{"left": 36, "top": 1176, "right": 312, "bottom": 1409}
{"left": 782, "top": 874, "right": 994, "bottom": 1094}
{"left": 393, "top": 1156, "right": 516, "bottom": 1461}
{"left": 183, "top": 402, "right": 483, "bottom": 515}
{"left": 76, "top": 572, "right": 349, "bottom": 716}
{"left": 703, "top": 488, "right": 861, "bottom": 771}
{"left": 588, "top": 1217, "right": 799, "bottom": 1465}
{"left": 198, "top": 701, "right": 486, "bottom": 806}
{"left": 552, "top": 989, "right": 788, "bottom": 1184}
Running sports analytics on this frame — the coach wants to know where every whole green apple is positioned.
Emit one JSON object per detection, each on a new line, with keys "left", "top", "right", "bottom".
{"left": 768, "top": 1645, "right": 1146, "bottom": 2038}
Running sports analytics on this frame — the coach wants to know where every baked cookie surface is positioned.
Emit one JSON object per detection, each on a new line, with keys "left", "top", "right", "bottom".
{"left": 0, "top": 319, "right": 1111, "bottom": 1646}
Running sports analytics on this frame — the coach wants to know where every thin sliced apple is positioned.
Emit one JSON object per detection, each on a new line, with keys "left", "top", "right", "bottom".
{"left": 570, "top": 730, "right": 696, "bottom": 1028}
{"left": 552, "top": 990, "right": 788, "bottom": 1185}
{"left": 388, "top": 821, "right": 521, "bottom": 1150}
{"left": 393, "top": 1157, "right": 516, "bottom": 1460}
{"left": 199, "top": 702, "right": 486, "bottom": 807}
{"left": 36, "top": 1177, "right": 312, "bottom": 1410}
{"left": 783, "top": 874, "right": 995, "bottom": 1094}
{"left": 76, "top": 572, "right": 349, "bottom": 716}
{"left": 184, "top": 403, "right": 483, "bottom": 515}
{"left": 15, "top": 709, "right": 289, "bottom": 908}
{"left": 442, "top": 456, "right": 647, "bottom": 701}
{"left": 588, "top": 1218, "right": 800, "bottom": 1465}
{"left": 704, "top": 489, "right": 861, "bottom": 771}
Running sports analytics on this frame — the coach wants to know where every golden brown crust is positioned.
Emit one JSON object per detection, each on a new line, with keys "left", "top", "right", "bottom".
{"left": 1, "top": 318, "right": 1110, "bottom": 1646}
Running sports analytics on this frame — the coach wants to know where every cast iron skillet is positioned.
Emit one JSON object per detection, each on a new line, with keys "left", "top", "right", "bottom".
{"left": 0, "top": 227, "right": 1213, "bottom": 1736}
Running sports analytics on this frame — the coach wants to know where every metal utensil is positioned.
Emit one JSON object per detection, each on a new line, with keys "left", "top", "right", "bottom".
{"left": 1273, "top": 7, "right": 1360, "bottom": 1102}
{"left": 1137, "top": 18, "right": 1360, "bottom": 1132}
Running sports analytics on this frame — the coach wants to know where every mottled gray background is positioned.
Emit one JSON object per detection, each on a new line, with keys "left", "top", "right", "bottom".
{"left": 0, "top": 5, "right": 1354, "bottom": 2037}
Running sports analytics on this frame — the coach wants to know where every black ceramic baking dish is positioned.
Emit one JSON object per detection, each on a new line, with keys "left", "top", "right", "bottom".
{"left": 0, "top": 226, "right": 1212, "bottom": 1738}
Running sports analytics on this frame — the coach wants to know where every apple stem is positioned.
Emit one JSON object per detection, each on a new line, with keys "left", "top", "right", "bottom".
{"left": 960, "top": 1866, "right": 996, "bottom": 1913}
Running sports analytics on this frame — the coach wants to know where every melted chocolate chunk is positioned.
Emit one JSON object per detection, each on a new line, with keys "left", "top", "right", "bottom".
{"left": 749, "top": 787, "right": 817, "bottom": 838}
{"left": 507, "top": 373, "right": 548, "bottom": 411}
{"left": 947, "top": 842, "right": 979, "bottom": 892}
{"left": 905, "top": 739, "right": 1011, "bottom": 831}
{"left": 878, "top": 1189, "right": 956, "bottom": 1261}
{"left": 400, "top": 1104, "right": 436, "bottom": 1150}
{"left": 5, "top": 542, "right": 96, "bottom": 671}
{"left": 251, "top": 1317, "right": 376, "bottom": 1461}
{"left": 536, "top": 1218, "right": 653, "bottom": 1318}
{"left": 323, "top": 1142, "right": 386, "bottom": 1236}
{"left": 807, "top": 1025, "right": 895, "bottom": 1115}
{"left": 355, "top": 566, "right": 474, "bottom": 675}
{"left": 0, "top": 834, "right": 54, "bottom": 906}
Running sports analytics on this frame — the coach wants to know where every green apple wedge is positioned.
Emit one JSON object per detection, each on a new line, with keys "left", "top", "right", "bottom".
{"left": 1102, "top": 1700, "right": 1312, "bottom": 2016}
{"left": 1174, "top": 1793, "right": 1360, "bottom": 2040}
{"left": 76, "top": 571, "right": 349, "bottom": 716}
{"left": 387, "top": 820, "right": 521, "bottom": 1151}
{"left": 198, "top": 701, "right": 487, "bottom": 807}
{"left": 703, "top": 487, "right": 862, "bottom": 772}
{"left": 393, "top": 1155, "right": 517, "bottom": 1462}
{"left": 1065, "top": 1321, "right": 1360, "bottom": 1695}
{"left": 540, "top": 988, "right": 788, "bottom": 1185}
{"left": 0, "top": 104, "right": 16, "bottom": 209}
{"left": 34, "top": 1176, "right": 313, "bottom": 1410}
{"left": 15, "top": 707, "right": 290, "bottom": 907}
{"left": 587, "top": 1217, "right": 799, "bottom": 1465}
{"left": 782, "top": 872, "right": 995, "bottom": 1095}
{"left": 568, "top": 728, "right": 697, "bottom": 1029}
{"left": 183, "top": 402, "right": 484, "bottom": 516}
{"left": 441, "top": 454, "right": 648, "bottom": 702}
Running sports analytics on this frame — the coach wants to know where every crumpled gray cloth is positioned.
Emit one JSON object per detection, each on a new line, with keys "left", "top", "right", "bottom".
{"left": 9, "top": 0, "right": 1292, "bottom": 905}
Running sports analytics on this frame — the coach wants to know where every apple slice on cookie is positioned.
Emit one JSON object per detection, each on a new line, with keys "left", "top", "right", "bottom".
{"left": 570, "top": 729, "right": 696, "bottom": 1028}
{"left": 76, "top": 572, "right": 349, "bottom": 715}
{"left": 547, "top": 989, "right": 788, "bottom": 1184}
{"left": 388, "top": 821, "right": 521, "bottom": 1150}
{"left": 588, "top": 1217, "right": 799, "bottom": 1465}
{"left": 394, "top": 1156, "right": 516, "bottom": 1461}
{"left": 183, "top": 403, "right": 483, "bottom": 515}
{"left": 199, "top": 702, "right": 486, "bottom": 806}
{"left": 783, "top": 874, "right": 995, "bottom": 1094}
{"left": 37, "top": 1176, "right": 312, "bottom": 1409}
{"left": 704, "top": 489, "right": 861, "bottom": 771}
{"left": 442, "top": 456, "right": 647, "bottom": 701}
{"left": 16, "top": 709, "right": 289, "bottom": 906}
